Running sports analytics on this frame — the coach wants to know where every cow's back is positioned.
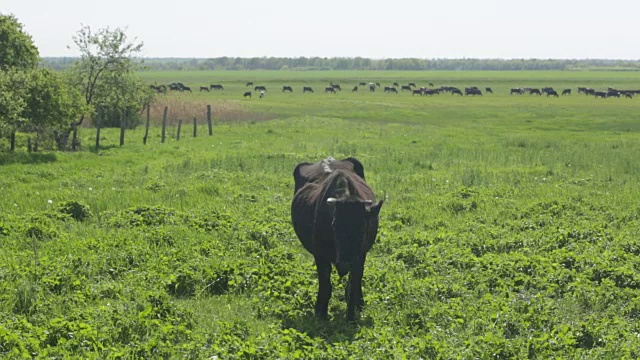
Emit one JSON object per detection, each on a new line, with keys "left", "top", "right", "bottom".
{"left": 293, "top": 157, "right": 365, "bottom": 195}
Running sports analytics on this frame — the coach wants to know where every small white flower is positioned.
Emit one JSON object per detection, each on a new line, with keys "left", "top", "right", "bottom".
{"left": 36, "top": 192, "right": 40, "bottom": 195}
{"left": 112, "top": 187, "right": 116, "bottom": 190}
{"left": 446, "top": 180, "right": 449, "bottom": 183}
{"left": 14, "top": 203, "right": 18, "bottom": 207}
{"left": 48, "top": 200, "right": 53, "bottom": 204}
{"left": 89, "top": 187, "right": 93, "bottom": 191}
{"left": 542, "top": 178, "right": 546, "bottom": 181}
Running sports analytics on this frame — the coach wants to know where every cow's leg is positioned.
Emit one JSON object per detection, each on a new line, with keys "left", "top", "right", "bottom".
{"left": 346, "top": 258, "right": 365, "bottom": 321}
{"left": 314, "top": 257, "right": 332, "bottom": 319}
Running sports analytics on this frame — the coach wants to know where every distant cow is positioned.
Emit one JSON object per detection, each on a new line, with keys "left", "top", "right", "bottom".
{"left": 393, "top": 82, "right": 399, "bottom": 87}
{"left": 485, "top": 87, "right": 493, "bottom": 94}
{"left": 282, "top": 86, "right": 293, "bottom": 92}
{"left": 291, "top": 157, "right": 383, "bottom": 321}
{"left": 369, "top": 84, "right": 376, "bottom": 92}
{"left": 246, "top": 82, "right": 253, "bottom": 87}
{"left": 465, "top": 88, "right": 482, "bottom": 96}
{"left": 401, "top": 85, "right": 412, "bottom": 91}
{"left": 384, "top": 87, "right": 398, "bottom": 94}
{"left": 546, "top": 90, "right": 559, "bottom": 97}
{"left": 260, "top": 90, "right": 265, "bottom": 98}
{"left": 359, "top": 82, "right": 366, "bottom": 86}
{"left": 412, "top": 89, "right": 424, "bottom": 96}
{"left": 529, "top": 89, "right": 542, "bottom": 96}
{"left": 332, "top": 84, "right": 342, "bottom": 91}
{"left": 255, "top": 86, "right": 267, "bottom": 92}
{"left": 510, "top": 88, "right": 524, "bottom": 95}
{"left": 451, "top": 88, "right": 463, "bottom": 96}
{"left": 303, "top": 86, "right": 314, "bottom": 93}
{"left": 352, "top": 86, "right": 358, "bottom": 92}
{"left": 243, "top": 91, "right": 252, "bottom": 98}
{"left": 199, "top": 86, "right": 209, "bottom": 92}
{"left": 210, "top": 84, "right": 224, "bottom": 90}
{"left": 182, "top": 86, "right": 192, "bottom": 93}
{"left": 624, "top": 93, "right": 633, "bottom": 99}
{"left": 408, "top": 82, "right": 416, "bottom": 87}
{"left": 325, "top": 87, "right": 336, "bottom": 93}
{"left": 594, "top": 91, "right": 608, "bottom": 99}
{"left": 562, "top": 89, "right": 571, "bottom": 95}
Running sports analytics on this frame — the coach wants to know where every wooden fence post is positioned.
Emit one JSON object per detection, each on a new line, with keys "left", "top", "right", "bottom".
{"left": 177, "top": 120, "right": 182, "bottom": 140}
{"left": 119, "top": 108, "right": 126, "bottom": 147}
{"left": 207, "top": 104, "right": 212, "bottom": 135}
{"left": 143, "top": 103, "right": 150, "bottom": 145}
{"left": 193, "top": 117, "right": 197, "bottom": 137}
{"left": 161, "top": 106, "right": 168, "bottom": 143}
{"left": 95, "top": 108, "right": 101, "bottom": 150}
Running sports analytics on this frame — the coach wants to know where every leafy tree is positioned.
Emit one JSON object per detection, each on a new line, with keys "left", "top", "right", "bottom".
{"left": 22, "top": 69, "right": 87, "bottom": 136}
{"left": 0, "top": 70, "right": 27, "bottom": 150}
{"left": 57, "top": 25, "right": 149, "bottom": 148}
{"left": 0, "top": 13, "right": 39, "bottom": 71}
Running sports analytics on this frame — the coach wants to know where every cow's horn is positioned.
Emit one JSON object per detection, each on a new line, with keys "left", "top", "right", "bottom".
{"left": 327, "top": 197, "right": 337, "bottom": 204}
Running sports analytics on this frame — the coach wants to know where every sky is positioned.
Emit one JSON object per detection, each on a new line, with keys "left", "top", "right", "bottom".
{"left": 4, "top": 0, "right": 639, "bottom": 59}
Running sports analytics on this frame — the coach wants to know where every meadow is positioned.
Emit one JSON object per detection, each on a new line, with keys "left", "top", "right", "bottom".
{"left": 1, "top": 70, "right": 640, "bottom": 358}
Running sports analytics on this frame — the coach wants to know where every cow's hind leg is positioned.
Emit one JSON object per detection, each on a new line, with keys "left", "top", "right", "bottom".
{"left": 314, "top": 258, "right": 332, "bottom": 319}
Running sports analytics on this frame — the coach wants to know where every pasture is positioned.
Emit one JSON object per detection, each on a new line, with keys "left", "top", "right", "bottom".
{"left": 2, "top": 70, "right": 640, "bottom": 358}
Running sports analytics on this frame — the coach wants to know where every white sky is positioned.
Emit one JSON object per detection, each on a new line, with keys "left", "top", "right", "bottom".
{"left": 4, "top": 0, "right": 639, "bottom": 59}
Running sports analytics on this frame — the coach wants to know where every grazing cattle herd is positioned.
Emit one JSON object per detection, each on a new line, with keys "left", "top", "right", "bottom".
{"left": 149, "top": 82, "right": 640, "bottom": 100}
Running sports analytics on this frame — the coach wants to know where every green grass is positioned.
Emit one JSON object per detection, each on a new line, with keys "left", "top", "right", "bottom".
{"left": 1, "top": 71, "right": 640, "bottom": 358}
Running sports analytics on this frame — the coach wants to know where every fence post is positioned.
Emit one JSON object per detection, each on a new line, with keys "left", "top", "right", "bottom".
{"left": 96, "top": 108, "right": 101, "bottom": 150}
{"left": 161, "top": 106, "right": 168, "bottom": 143}
{"left": 193, "top": 117, "right": 197, "bottom": 137}
{"left": 207, "top": 104, "right": 212, "bottom": 135}
{"left": 177, "top": 120, "right": 182, "bottom": 140}
{"left": 143, "top": 103, "right": 150, "bottom": 145}
{"left": 72, "top": 128, "right": 78, "bottom": 151}
{"left": 10, "top": 131, "right": 15, "bottom": 151}
{"left": 119, "top": 108, "right": 126, "bottom": 146}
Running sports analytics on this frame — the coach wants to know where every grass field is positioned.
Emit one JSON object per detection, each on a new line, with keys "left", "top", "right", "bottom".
{"left": 1, "top": 71, "right": 640, "bottom": 358}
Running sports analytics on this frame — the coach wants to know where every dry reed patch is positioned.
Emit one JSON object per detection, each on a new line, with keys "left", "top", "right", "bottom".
{"left": 150, "top": 96, "right": 275, "bottom": 126}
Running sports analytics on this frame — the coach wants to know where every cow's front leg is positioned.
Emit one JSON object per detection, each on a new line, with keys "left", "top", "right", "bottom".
{"left": 314, "top": 257, "right": 332, "bottom": 319}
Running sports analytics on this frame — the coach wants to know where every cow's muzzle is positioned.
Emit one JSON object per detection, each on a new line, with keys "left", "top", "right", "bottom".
{"left": 336, "top": 261, "right": 351, "bottom": 277}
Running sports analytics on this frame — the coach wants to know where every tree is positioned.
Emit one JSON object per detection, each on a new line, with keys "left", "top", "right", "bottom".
{"left": 58, "top": 25, "right": 148, "bottom": 148}
{"left": 0, "top": 70, "right": 27, "bottom": 150}
{"left": 0, "top": 13, "right": 39, "bottom": 71}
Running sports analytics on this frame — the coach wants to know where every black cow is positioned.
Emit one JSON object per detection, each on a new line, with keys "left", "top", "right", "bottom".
{"left": 246, "top": 82, "right": 253, "bottom": 87}
{"left": 291, "top": 157, "right": 383, "bottom": 321}
{"left": 428, "top": 82, "right": 434, "bottom": 87}
{"left": 594, "top": 91, "right": 608, "bottom": 98}
{"left": 369, "top": 84, "right": 376, "bottom": 92}
{"left": 359, "top": 82, "right": 366, "bottom": 86}
{"left": 255, "top": 86, "right": 267, "bottom": 92}
{"left": 303, "top": 86, "right": 314, "bottom": 93}
{"left": 510, "top": 88, "right": 524, "bottom": 95}
{"left": 352, "top": 86, "right": 358, "bottom": 92}
{"left": 546, "top": 90, "right": 559, "bottom": 97}
{"left": 401, "top": 85, "right": 412, "bottom": 91}
{"left": 332, "top": 84, "right": 342, "bottom": 91}
{"left": 182, "top": 86, "right": 192, "bottom": 93}
{"left": 325, "top": 87, "right": 336, "bottom": 93}
{"left": 408, "top": 82, "right": 416, "bottom": 87}
{"left": 384, "top": 87, "right": 398, "bottom": 93}
{"left": 465, "top": 88, "right": 482, "bottom": 96}
{"left": 199, "top": 86, "right": 209, "bottom": 92}
{"left": 529, "top": 89, "right": 542, "bottom": 96}
{"left": 451, "top": 88, "right": 463, "bottom": 96}
{"left": 393, "top": 82, "right": 399, "bottom": 87}
{"left": 243, "top": 91, "right": 252, "bottom": 98}
{"left": 282, "top": 86, "right": 293, "bottom": 92}
{"left": 210, "top": 84, "right": 224, "bottom": 90}
{"left": 562, "top": 89, "right": 571, "bottom": 95}
{"left": 625, "top": 93, "right": 633, "bottom": 99}
{"left": 412, "top": 89, "right": 423, "bottom": 96}
{"left": 485, "top": 87, "right": 493, "bottom": 94}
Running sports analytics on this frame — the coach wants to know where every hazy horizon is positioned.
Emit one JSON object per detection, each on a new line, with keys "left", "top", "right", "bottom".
{"left": 5, "top": 0, "right": 640, "bottom": 60}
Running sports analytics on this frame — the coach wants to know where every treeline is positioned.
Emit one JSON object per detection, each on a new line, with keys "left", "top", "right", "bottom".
{"left": 42, "top": 57, "right": 640, "bottom": 71}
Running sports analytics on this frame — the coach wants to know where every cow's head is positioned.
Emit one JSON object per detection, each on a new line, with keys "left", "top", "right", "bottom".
{"left": 327, "top": 197, "right": 383, "bottom": 277}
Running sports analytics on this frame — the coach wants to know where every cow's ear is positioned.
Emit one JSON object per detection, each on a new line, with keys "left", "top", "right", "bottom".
{"left": 367, "top": 200, "right": 383, "bottom": 217}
